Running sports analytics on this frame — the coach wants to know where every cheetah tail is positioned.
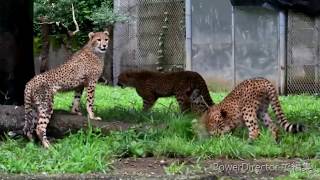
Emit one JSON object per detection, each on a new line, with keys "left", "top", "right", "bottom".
{"left": 268, "top": 85, "right": 304, "bottom": 133}
{"left": 24, "top": 87, "right": 33, "bottom": 113}
{"left": 23, "top": 86, "right": 34, "bottom": 133}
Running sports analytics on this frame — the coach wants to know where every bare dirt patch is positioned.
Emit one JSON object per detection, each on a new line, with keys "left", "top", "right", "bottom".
{"left": 111, "top": 157, "right": 311, "bottom": 179}
{"left": 0, "top": 157, "right": 313, "bottom": 179}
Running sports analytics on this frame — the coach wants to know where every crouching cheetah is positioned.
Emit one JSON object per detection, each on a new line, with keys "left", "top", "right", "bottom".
{"left": 22, "top": 31, "right": 109, "bottom": 148}
{"left": 117, "top": 70, "right": 214, "bottom": 112}
{"left": 192, "top": 77, "right": 304, "bottom": 142}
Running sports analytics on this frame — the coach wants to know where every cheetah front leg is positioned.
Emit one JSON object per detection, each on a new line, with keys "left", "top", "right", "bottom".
{"left": 86, "top": 80, "right": 101, "bottom": 120}
{"left": 136, "top": 90, "right": 157, "bottom": 111}
{"left": 142, "top": 94, "right": 157, "bottom": 111}
{"left": 71, "top": 86, "right": 84, "bottom": 115}
{"left": 176, "top": 91, "right": 191, "bottom": 112}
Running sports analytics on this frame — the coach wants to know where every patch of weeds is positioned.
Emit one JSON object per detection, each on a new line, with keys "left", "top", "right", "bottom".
{"left": 276, "top": 159, "right": 320, "bottom": 180}
{"left": 0, "top": 128, "right": 113, "bottom": 173}
{"left": 154, "top": 135, "right": 194, "bottom": 158}
{"left": 106, "top": 129, "right": 156, "bottom": 158}
{"left": 164, "top": 161, "right": 187, "bottom": 175}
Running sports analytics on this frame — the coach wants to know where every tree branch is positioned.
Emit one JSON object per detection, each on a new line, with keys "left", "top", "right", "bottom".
{"left": 37, "top": 3, "right": 79, "bottom": 37}
{"left": 39, "top": 16, "right": 50, "bottom": 73}
{"left": 70, "top": 3, "right": 79, "bottom": 36}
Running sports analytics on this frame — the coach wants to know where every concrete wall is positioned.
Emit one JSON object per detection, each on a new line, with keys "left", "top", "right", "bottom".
{"left": 191, "top": 0, "right": 233, "bottom": 91}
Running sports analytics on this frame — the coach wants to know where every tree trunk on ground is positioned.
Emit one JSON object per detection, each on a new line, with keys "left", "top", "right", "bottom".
{"left": 0, "top": 105, "right": 132, "bottom": 138}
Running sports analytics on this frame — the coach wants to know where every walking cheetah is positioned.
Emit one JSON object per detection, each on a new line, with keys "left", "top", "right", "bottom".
{"left": 192, "top": 78, "right": 304, "bottom": 141}
{"left": 23, "top": 31, "right": 109, "bottom": 148}
{"left": 117, "top": 70, "right": 214, "bottom": 112}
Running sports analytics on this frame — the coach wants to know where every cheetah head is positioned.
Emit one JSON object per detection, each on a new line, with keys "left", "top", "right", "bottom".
{"left": 88, "top": 31, "right": 109, "bottom": 54}
{"left": 206, "top": 107, "right": 228, "bottom": 135}
{"left": 117, "top": 71, "right": 135, "bottom": 88}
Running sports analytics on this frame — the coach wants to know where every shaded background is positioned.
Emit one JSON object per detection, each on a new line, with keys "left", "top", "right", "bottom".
{"left": 0, "top": 0, "right": 34, "bottom": 105}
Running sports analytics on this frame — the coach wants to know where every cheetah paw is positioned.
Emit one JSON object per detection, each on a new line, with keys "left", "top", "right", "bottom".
{"left": 90, "top": 116, "right": 102, "bottom": 121}
{"left": 71, "top": 111, "right": 83, "bottom": 116}
{"left": 42, "top": 140, "right": 51, "bottom": 149}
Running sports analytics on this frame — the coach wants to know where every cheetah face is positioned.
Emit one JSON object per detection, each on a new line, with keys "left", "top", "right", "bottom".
{"left": 207, "top": 107, "right": 228, "bottom": 135}
{"left": 88, "top": 31, "right": 109, "bottom": 54}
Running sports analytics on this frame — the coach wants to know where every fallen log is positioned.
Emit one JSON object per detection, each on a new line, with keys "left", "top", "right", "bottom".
{"left": 0, "top": 105, "right": 133, "bottom": 138}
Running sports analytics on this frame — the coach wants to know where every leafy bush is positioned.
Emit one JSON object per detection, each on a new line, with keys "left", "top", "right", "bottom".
{"left": 33, "top": 0, "right": 127, "bottom": 49}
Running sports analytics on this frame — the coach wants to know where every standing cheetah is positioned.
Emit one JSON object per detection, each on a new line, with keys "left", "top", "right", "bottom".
{"left": 23, "top": 31, "right": 109, "bottom": 148}
{"left": 192, "top": 78, "right": 304, "bottom": 141}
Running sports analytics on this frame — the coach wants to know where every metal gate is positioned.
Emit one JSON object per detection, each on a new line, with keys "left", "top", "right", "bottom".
{"left": 287, "top": 11, "right": 320, "bottom": 94}
{"left": 113, "top": 0, "right": 185, "bottom": 84}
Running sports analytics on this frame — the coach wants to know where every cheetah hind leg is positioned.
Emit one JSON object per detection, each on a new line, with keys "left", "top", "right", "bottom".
{"left": 71, "top": 86, "right": 84, "bottom": 116}
{"left": 35, "top": 103, "right": 53, "bottom": 148}
{"left": 22, "top": 105, "right": 38, "bottom": 141}
{"left": 258, "top": 112, "right": 279, "bottom": 143}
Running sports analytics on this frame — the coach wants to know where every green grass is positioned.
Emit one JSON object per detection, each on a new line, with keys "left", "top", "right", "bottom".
{"left": 1, "top": 84, "right": 320, "bottom": 174}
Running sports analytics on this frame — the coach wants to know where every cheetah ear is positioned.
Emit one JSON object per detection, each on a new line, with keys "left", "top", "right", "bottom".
{"left": 220, "top": 109, "right": 227, "bottom": 118}
{"left": 88, "top": 32, "right": 95, "bottom": 39}
{"left": 103, "top": 31, "right": 109, "bottom": 36}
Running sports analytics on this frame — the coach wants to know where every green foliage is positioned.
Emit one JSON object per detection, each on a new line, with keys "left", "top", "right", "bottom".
{"left": 89, "top": 2, "right": 127, "bottom": 31}
{"left": 164, "top": 161, "right": 187, "bottom": 175}
{"left": 0, "top": 129, "right": 112, "bottom": 173}
{"left": 33, "top": 0, "right": 127, "bottom": 49}
{"left": 34, "top": 0, "right": 124, "bottom": 29}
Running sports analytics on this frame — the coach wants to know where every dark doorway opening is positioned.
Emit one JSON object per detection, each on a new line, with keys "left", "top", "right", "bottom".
{"left": 0, "top": 0, "right": 34, "bottom": 105}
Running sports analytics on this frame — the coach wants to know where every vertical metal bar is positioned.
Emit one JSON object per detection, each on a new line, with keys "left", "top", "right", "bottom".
{"left": 279, "top": 11, "right": 287, "bottom": 94}
{"left": 185, "top": 0, "right": 192, "bottom": 70}
{"left": 231, "top": 5, "right": 236, "bottom": 87}
{"left": 315, "top": 17, "right": 320, "bottom": 84}
{"left": 112, "top": 0, "right": 118, "bottom": 85}
{"left": 112, "top": 0, "right": 122, "bottom": 85}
